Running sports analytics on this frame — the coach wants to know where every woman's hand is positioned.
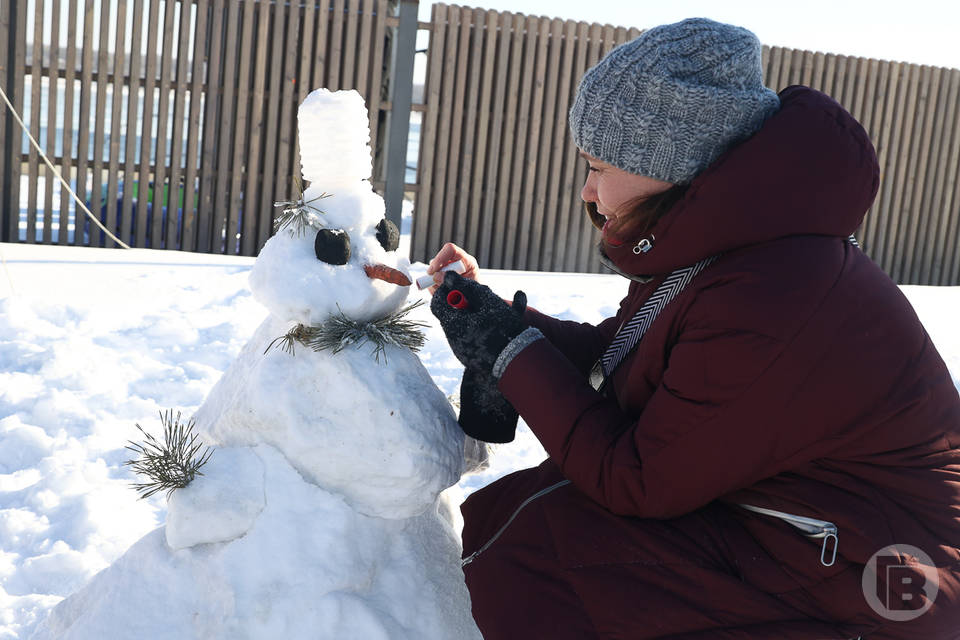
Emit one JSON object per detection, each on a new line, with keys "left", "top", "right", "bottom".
{"left": 426, "top": 243, "right": 480, "bottom": 293}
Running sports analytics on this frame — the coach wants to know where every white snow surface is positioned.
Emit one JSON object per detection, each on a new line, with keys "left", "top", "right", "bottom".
{"left": 0, "top": 235, "right": 958, "bottom": 638}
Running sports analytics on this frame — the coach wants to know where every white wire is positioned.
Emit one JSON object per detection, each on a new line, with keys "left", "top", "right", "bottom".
{"left": 0, "top": 84, "right": 131, "bottom": 249}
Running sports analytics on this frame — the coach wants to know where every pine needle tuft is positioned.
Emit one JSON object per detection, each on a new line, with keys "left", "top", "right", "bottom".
{"left": 266, "top": 300, "right": 427, "bottom": 363}
{"left": 124, "top": 410, "right": 214, "bottom": 499}
{"left": 273, "top": 177, "right": 332, "bottom": 237}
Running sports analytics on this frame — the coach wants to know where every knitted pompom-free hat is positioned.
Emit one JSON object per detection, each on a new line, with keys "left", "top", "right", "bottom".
{"left": 569, "top": 17, "right": 780, "bottom": 185}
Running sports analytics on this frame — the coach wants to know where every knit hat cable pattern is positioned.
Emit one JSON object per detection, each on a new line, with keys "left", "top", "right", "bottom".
{"left": 569, "top": 18, "right": 781, "bottom": 184}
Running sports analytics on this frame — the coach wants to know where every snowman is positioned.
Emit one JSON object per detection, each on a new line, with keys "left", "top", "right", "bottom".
{"left": 31, "top": 89, "right": 482, "bottom": 640}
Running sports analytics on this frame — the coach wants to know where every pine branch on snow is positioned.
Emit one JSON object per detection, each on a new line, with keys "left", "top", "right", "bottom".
{"left": 273, "top": 177, "right": 332, "bottom": 237}
{"left": 124, "top": 410, "right": 214, "bottom": 499}
{"left": 265, "top": 301, "right": 428, "bottom": 362}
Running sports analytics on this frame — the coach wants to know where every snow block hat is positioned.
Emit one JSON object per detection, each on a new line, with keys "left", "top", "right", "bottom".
{"left": 568, "top": 17, "right": 781, "bottom": 185}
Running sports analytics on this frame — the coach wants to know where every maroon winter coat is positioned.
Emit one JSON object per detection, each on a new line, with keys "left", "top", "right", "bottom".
{"left": 461, "top": 86, "right": 960, "bottom": 639}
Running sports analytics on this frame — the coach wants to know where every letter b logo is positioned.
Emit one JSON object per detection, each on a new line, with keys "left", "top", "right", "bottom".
{"left": 863, "top": 544, "right": 939, "bottom": 621}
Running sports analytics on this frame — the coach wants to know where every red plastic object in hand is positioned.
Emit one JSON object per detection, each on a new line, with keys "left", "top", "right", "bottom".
{"left": 446, "top": 289, "right": 468, "bottom": 309}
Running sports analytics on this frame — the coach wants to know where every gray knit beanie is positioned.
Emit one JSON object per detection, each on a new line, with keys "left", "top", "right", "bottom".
{"left": 569, "top": 17, "right": 780, "bottom": 185}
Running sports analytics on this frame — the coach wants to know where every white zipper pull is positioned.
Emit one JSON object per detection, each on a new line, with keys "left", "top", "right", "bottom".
{"left": 739, "top": 504, "right": 839, "bottom": 567}
{"left": 633, "top": 234, "right": 655, "bottom": 254}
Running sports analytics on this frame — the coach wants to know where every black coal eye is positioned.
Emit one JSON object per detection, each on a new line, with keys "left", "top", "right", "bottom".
{"left": 375, "top": 218, "right": 400, "bottom": 252}
{"left": 315, "top": 229, "right": 351, "bottom": 265}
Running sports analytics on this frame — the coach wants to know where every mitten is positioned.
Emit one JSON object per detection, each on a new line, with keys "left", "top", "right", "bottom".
{"left": 430, "top": 271, "right": 528, "bottom": 375}
{"left": 458, "top": 367, "right": 519, "bottom": 443}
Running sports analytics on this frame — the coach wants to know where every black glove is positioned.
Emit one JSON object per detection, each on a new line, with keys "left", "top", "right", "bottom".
{"left": 430, "top": 271, "right": 528, "bottom": 375}
{"left": 458, "top": 367, "right": 519, "bottom": 443}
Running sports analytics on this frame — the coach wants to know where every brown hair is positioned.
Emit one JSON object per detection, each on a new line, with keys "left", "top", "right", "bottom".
{"left": 584, "top": 183, "right": 689, "bottom": 240}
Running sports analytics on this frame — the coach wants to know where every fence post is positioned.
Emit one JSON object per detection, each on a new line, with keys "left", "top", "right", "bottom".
{"left": 383, "top": 0, "right": 418, "bottom": 232}
{"left": 0, "top": 0, "right": 12, "bottom": 243}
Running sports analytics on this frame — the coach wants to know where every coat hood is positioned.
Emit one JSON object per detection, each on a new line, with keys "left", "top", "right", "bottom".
{"left": 602, "top": 85, "right": 881, "bottom": 275}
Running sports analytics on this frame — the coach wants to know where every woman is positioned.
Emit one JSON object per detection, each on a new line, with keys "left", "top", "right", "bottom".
{"left": 428, "top": 18, "right": 960, "bottom": 639}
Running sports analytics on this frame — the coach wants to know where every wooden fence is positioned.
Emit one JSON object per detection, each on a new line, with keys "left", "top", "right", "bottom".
{"left": 411, "top": 5, "right": 960, "bottom": 286}
{"left": 0, "top": 0, "right": 401, "bottom": 254}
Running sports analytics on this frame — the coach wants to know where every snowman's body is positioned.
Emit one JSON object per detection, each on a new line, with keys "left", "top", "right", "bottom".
{"left": 32, "top": 90, "right": 481, "bottom": 640}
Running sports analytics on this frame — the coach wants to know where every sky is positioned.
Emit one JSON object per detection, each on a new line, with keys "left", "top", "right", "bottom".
{"left": 416, "top": 0, "right": 960, "bottom": 71}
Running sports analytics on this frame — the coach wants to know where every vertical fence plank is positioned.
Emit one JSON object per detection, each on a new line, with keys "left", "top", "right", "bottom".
{"left": 274, "top": 0, "right": 301, "bottom": 216}
{"left": 799, "top": 50, "right": 814, "bottom": 87}
{"left": 42, "top": 0, "right": 60, "bottom": 243}
{"left": 311, "top": 0, "right": 329, "bottom": 91}
{"left": 136, "top": 0, "right": 160, "bottom": 247}
{"left": 8, "top": 0, "right": 27, "bottom": 243}
{"left": 245, "top": 0, "right": 270, "bottom": 254}
{"left": 438, "top": 5, "right": 468, "bottom": 248}
{"left": 26, "top": 0, "right": 43, "bottom": 243}
{"left": 811, "top": 51, "right": 825, "bottom": 89}
{"left": 182, "top": 0, "right": 208, "bottom": 252}
{"left": 210, "top": 0, "right": 239, "bottom": 252}
{"left": 342, "top": 0, "right": 358, "bottom": 89}
{"left": 355, "top": 0, "right": 372, "bottom": 97}
{"left": 73, "top": 0, "right": 94, "bottom": 245}
{"left": 255, "top": 0, "right": 285, "bottom": 249}
{"left": 0, "top": 0, "right": 7, "bottom": 242}
{"left": 933, "top": 69, "right": 960, "bottom": 284}
{"left": 411, "top": 2, "right": 443, "bottom": 261}
{"left": 870, "top": 61, "right": 903, "bottom": 270}
{"left": 900, "top": 66, "right": 938, "bottom": 283}
{"left": 882, "top": 63, "right": 919, "bottom": 278}
{"left": 475, "top": 9, "right": 510, "bottom": 267}
{"left": 105, "top": 0, "right": 126, "bottom": 247}
{"left": 892, "top": 64, "right": 931, "bottom": 282}
{"left": 529, "top": 17, "right": 563, "bottom": 269}
{"left": 468, "top": 9, "right": 497, "bottom": 264}
{"left": 515, "top": 16, "right": 548, "bottom": 270}
{"left": 425, "top": 2, "right": 456, "bottom": 255}
{"left": 501, "top": 13, "right": 535, "bottom": 268}
{"left": 944, "top": 70, "right": 960, "bottom": 285}
{"left": 328, "top": 0, "right": 344, "bottom": 89}
{"left": 58, "top": 0, "right": 78, "bottom": 244}
{"left": 489, "top": 11, "right": 523, "bottom": 268}
{"left": 89, "top": 0, "right": 111, "bottom": 247}
{"left": 765, "top": 47, "right": 782, "bottom": 88}
{"left": 227, "top": 0, "right": 255, "bottom": 255}
{"left": 918, "top": 66, "right": 955, "bottom": 284}
{"left": 151, "top": 0, "right": 177, "bottom": 248}
{"left": 119, "top": 0, "right": 143, "bottom": 246}
{"left": 166, "top": 0, "right": 194, "bottom": 251}
{"left": 546, "top": 19, "right": 577, "bottom": 271}
{"left": 197, "top": 0, "right": 224, "bottom": 252}
{"left": 860, "top": 57, "right": 888, "bottom": 254}
{"left": 456, "top": 7, "right": 485, "bottom": 253}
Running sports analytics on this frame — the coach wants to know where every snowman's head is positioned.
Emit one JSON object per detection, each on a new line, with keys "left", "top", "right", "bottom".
{"left": 249, "top": 89, "right": 411, "bottom": 325}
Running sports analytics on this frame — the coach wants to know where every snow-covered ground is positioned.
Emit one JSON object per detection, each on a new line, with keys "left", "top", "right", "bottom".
{"left": 0, "top": 224, "right": 958, "bottom": 638}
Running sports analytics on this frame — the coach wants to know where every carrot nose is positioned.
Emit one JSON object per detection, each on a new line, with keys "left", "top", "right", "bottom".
{"left": 363, "top": 263, "right": 412, "bottom": 286}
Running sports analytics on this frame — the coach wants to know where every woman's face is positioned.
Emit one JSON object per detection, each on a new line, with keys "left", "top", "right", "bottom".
{"left": 579, "top": 151, "right": 674, "bottom": 230}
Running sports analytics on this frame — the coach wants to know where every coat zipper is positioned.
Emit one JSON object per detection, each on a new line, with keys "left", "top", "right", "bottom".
{"left": 739, "top": 503, "right": 839, "bottom": 567}
{"left": 461, "top": 479, "right": 572, "bottom": 568}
